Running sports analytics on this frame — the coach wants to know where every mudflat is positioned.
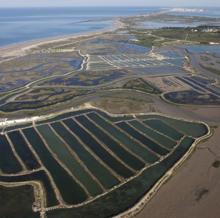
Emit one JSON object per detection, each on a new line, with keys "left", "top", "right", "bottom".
{"left": 136, "top": 127, "right": 220, "bottom": 218}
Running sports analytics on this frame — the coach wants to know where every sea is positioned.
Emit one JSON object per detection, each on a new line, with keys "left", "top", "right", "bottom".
{"left": 0, "top": 7, "right": 219, "bottom": 47}
{"left": 168, "top": 7, "right": 220, "bottom": 18}
{"left": 143, "top": 7, "right": 220, "bottom": 29}
{"left": 0, "top": 7, "right": 160, "bottom": 47}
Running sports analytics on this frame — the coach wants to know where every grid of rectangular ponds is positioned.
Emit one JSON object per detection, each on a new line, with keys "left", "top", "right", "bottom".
{"left": 0, "top": 109, "right": 208, "bottom": 207}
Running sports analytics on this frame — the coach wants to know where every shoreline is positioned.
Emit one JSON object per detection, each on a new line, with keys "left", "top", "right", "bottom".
{"left": 0, "top": 8, "right": 168, "bottom": 56}
{"left": 0, "top": 17, "right": 123, "bottom": 58}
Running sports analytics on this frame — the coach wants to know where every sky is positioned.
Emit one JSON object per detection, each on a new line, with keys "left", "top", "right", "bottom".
{"left": 0, "top": 0, "right": 219, "bottom": 7}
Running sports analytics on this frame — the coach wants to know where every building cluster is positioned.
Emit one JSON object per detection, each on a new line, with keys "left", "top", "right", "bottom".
{"left": 191, "top": 26, "right": 220, "bottom": 33}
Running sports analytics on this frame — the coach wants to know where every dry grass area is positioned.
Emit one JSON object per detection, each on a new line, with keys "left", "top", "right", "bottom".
{"left": 90, "top": 90, "right": 158, "bottom": 114}
{"left": 144, "top": 76, "right": 191, "bottom": 93}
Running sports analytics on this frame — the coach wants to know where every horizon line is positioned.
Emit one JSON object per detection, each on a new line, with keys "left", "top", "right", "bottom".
{"left": 0, "top": 6, "right": 218, "bottom": 8}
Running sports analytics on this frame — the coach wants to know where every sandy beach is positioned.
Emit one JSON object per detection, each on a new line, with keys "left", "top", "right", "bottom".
{"left": 0, "top": 18, "right": 124, "bottom": 59}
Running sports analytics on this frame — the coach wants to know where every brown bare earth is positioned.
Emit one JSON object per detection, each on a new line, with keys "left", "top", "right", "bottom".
{"left": 135, "top": 126, "right": 220, "bottom": 218}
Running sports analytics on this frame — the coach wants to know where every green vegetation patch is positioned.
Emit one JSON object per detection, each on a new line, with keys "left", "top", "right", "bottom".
{"left": 123, "top": 78, "right": 161, "bottom": 94}
{"left": 0, "top": 88, "right": 89, "bottom": 112}
{"left": 152, "top": 28, "right": 220, "bottom": 44}
{"left": 131, "top": 27, "right": 220, "bottom": 48}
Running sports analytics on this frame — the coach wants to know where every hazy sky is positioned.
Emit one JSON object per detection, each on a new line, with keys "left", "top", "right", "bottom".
{"left": 0, "top": 0, "right": 219, "bottom": 7}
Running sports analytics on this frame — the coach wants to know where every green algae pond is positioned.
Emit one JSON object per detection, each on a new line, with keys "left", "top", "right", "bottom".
{"left": 0, "top": 109, "right": 209, "bottom": 218}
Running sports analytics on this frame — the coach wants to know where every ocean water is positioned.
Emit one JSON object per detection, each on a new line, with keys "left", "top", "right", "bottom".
{"left": 1, "top": 7, "right": 218, "bottom": 47}
{"left": 141, "top": 21, "right": 205, "bottom": 29}
{"left": 142, "top": 7, "right": 220, "bottom": 29}
{"left": 182, "top": 45, "right": 220, "bottom": 54}
{"left": 169, "top": 7, "right": 220, "bottom": 18}
{"left": 0, "top": 7, "right": 160, "bottom": 47}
